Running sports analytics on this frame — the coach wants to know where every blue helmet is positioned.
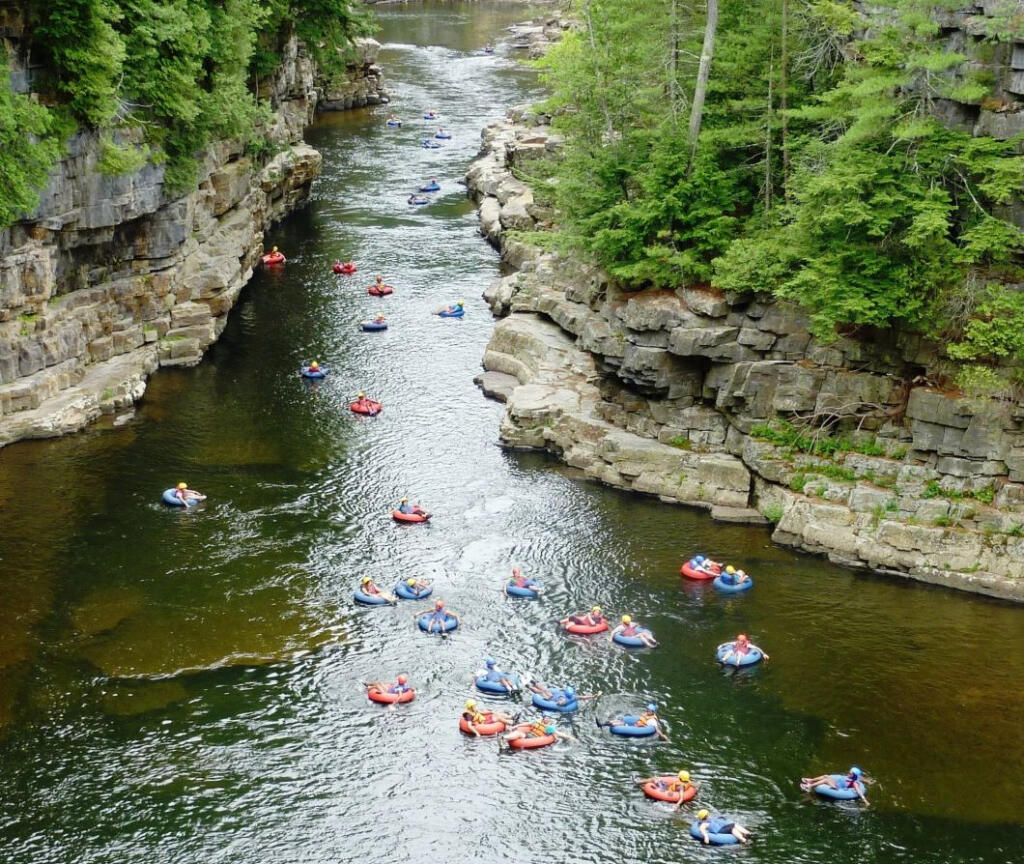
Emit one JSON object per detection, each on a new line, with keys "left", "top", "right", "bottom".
{"left": 565, "top": 686, "right": 576, "bottom": 698}
{"left": 544, "top": 725, "right": 556, "bottom": 735}
{"left": 484, "top": 658, "right": 496, "bottom": 667}
{"left": 850, "top": 766, "right": 862, "bottom": 778}
{"left": 695, "top": 555, "right": 705, "bottom": 564}
{"left": 646, "top": 702, "right": 658, "bottom": 712}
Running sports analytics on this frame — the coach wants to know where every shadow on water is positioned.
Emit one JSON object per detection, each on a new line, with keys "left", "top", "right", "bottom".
{"left": 0, "top": 3, "right": 1022, "bottom": 862}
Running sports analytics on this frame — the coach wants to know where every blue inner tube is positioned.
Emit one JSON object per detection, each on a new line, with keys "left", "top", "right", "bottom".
{"left": 423, "top": 114, "right": 439, "bottom": 120}
{"left": 689, "top": 820, "right": 739, "bottom": 845}
{"left": 814, "top": 775, "right": 863, "bottom": 800}
{"left": 438, "top": 308, "right": 464, "bottom": 318}
{"left": 300, "top": 367, "right": 327, "bottom": 378}
{"left": 613, "top": 629, "right": 653, "bottom": 648}
{"left": 419, "top": 183, "right": 440, "bottom": 192}
{"left": 354, "top": 589, "right": 389, "bottom": 606}
{"left": 505, "top": 582, "right": 541, "bottom": 598}
{"left": 716, "top": 642, "right": 763, "bottom": 666}
{"left": 474, "top": 674, "right": 519, "bottom": 694}
{"left": 421, "top": 140, "right": 441, "bottom": 148}
{"left": 417, "top": 613, "right": 458, "bottom": 633}
{"left": 386, "top": 120, "right": 402, "bottom": 127}
{"left": 434, "top": 132, "right": 452, "bottom": 139}
{"left": 162, "top": 488, "right": 188, "bottom": 507}
{"left": 531, "top": 692, "right": 579, "bottom": 713}
{"left": 409, "top": 198, "right": 430, "bottom": 205}
{"left": 713, "top": 574, "right": 754, "bottom": 593}
{"left": 394, "top": 582, "right": 432, "bottom": 600}
{"left": 360, "top": 321, "right": 388, "bottom": 332}
{"left": 610, "top": 718, "right": 658, "bottom": 737}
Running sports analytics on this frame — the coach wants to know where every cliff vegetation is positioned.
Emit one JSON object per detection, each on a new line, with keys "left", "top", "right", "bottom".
{"left": 530, "top": 0, "right": 1024, "bottom": 395}
{"left": 1, "top": 0, "right": 373, "bottom": 213}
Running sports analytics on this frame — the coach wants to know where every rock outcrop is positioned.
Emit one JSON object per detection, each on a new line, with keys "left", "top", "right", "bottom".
{"left": 0, "top": 26, "right": 386, "bottom": 448}
{"left": 467, "top": 111, "right": 1024, "bottom": 601}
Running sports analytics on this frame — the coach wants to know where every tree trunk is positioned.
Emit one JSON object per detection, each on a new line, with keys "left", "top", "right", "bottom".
{"left": 583, "top": 0, "right": 615, "bottom": 141}
{"left": 687, "top": 0, "right": 718, "bottom": 173}
{"left": 781, "top": 0, "right": 790, "bottom": 191}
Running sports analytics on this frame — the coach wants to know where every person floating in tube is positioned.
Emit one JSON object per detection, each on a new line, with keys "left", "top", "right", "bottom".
{"left": 600, "top": 703, "right": 670, "bottom": 741}
{"left": 635, "top": 769, "right": 698, "bottom": 808}
{"left": 610, "top": 614, "right": 659, "bottom": 647}
{"left": 359, "top": 575, "right": 396, "bottom": 605}
{"left": 719, "top": 633, "right": 768, "bottom": 666}
{"left": 172, "top": 481, "right": 206, "bottom": 505}
{"left": 501, "top": 715, "right": 576, "bottom": 748}
{"left": 719, "top": 565, "right": 750, "bottom": 586}
{"left": 525, "top": 682, "right": 601, "bottom": 707}
{"left": 415, "top": 599, "right": 459, "bottom": 633}
{"left": 397, "top": 497, "right": 430, "bottom": 518}
{"left": 694, "top": 810, "right": 752, "bottom": 845}
{"left": 560, "top": 605, "right": 605, "bottom": 629}
{"left": 364, "top": 674, "right": 412, "bottom": 698}
{"left": 504, "top": 567, "right": 541, "bottom": 595}
{"left": 479, "top": 657, "right": 519, "bottom": 693}
{"left": 801, "top": 766, "right": 870, "bottom": 805}
{"left": 461, "top": 700, "right": 517, "bottom": 737}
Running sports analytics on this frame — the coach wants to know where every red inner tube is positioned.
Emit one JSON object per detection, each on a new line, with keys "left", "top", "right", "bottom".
{"left": 368, "top": 687, "right": 416, "bottom": 704}
{"left": 459, "top": 715, "right": 506, "bottom": 736}
{"left": 564, "top": 619, "right": 609, "bottom": 635}
{"left": 680, "top": 562, "right": 719, "bottom": 580}
{"left": 333, "top": 263, "right": 357, "bottom": 274}
{"left": 262, "top": 252, "right": 285, "bottom": 265}
{"left": 508, "top": 724, "right": 556, "bottom": 749}
{"left": 643, "top": 777, "right": 697, "bottom": 803}
{"left": 367, "top": 285, "right": 394, "bottom": 296}
{"left": 350, "top": 401, "right": 382, "bottom": 415}
{"left": 392, "top": 509, "right": 429, "bottom": 523}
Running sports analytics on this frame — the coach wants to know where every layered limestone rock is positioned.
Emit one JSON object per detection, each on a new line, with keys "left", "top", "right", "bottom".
{"left": 467, "top": 112, "right": 1024, "bottom": 600}
{"left": 0, "top": 28, "right": 384, "bottom": 448}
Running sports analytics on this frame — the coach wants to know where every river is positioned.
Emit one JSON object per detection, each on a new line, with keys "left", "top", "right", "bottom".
{"left": 0, "top": 3, "right": 1022, "bottom": 862}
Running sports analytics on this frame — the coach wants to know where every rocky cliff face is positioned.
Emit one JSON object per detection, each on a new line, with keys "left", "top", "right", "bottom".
{"left": 0, "top": 18, "right": 387, "bottom": 447}
{"left": 468, "top": 111, "right": 1024, "bottom": 601}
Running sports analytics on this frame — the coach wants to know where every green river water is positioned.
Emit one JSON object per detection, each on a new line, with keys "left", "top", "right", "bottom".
{"left": 1, "top": 3, "right": 1022, "bottom": 862}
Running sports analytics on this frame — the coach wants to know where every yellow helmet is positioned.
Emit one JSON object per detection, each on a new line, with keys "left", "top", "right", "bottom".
{"left": 697, "top": 809, "right": 709, "bottom": 820}
{"left": 591, "top": 605, "right": 601, "bottom": 614}
{"left": 357, "top": 391, "right": 365, "bottom": 398}
{"left": 622, "top": 615, "right": 631, "bottom": 624}
{"left": 678, "top": 770, "right": 691, "bottom": 782}
{"left": 726, "top": 565, "right": 736, "bottom": 575}
{"left": 177, "top": 482, "right": 187, "bottom": 489}
{"left": 361, "top": 576, "right": 371, "bottom": 584}
{"left": 401, "top": 497, "right": 409, "bottom": 503}
{"left": 465, "top": 700, "right": 476, "bottom": 709}
{"left": 407, "top": 578, "right": 416, "bottom": 586}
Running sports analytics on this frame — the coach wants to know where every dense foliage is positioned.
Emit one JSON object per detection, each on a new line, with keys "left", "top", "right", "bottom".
{"left": 536, "top": 0, "right": 1024, "bottom": 393}
{"left": 0, "top": 0, "right": 373, "bottom": 222}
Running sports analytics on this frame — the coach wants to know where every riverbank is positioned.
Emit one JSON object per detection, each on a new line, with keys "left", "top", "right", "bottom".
{"left": 467, "top": 110, "right": 1024, "bottom": 600}
{"left": 0, "top": 32, "right": 388, "bottom": 449}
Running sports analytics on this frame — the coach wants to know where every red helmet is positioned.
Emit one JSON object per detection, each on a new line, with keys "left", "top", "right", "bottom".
{"left": 435, "top": 599, "right": 445, "bottom": 608}
{"left": 397, "top": 674, "right": 408, "bottom": 684}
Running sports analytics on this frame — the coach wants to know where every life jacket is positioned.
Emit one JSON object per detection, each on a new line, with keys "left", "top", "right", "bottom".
{"left": 734, "top": 641, "right": 748, "bottom": 654}
{"left": 364, "top": 583, "right": 379, "bottom": 594}
{"left": 635, "top": 712, "right": 655, "bottom": 727}
{"left": 621, "top": 624, "right": 637, "bottom": 637}
{"left": 529, "top": 720, "right": 548, "bottom": 737}
{"left": 387, "top": 683, "right": 407, "bottom": 694}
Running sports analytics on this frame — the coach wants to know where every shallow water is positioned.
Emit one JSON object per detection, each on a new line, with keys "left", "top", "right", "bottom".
{"left": 1, "top": 3, "right": 1022, "bottom": 862}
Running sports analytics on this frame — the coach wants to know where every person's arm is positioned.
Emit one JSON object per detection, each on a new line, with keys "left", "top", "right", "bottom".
{"left": 701, "top": 824, "right": 711, "bottom": 845}
{"left": 856, "top": 782, "right": 869, "bottom": 806}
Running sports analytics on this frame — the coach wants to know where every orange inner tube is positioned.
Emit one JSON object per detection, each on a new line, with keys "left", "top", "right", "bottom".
{"left": 680, "top": 561, "right": 719, "bottom": 580}
{"left": 564, "top": 619, "right": 609, "bottom": 635}
{"left": 508, "top": 724, "right": 556, "bottom": 749}
{"left": 459, "top": 715, "right": 506, "bottom": 736}
{"left": 643, "top": 777, "right": 697, "bottom": 803}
